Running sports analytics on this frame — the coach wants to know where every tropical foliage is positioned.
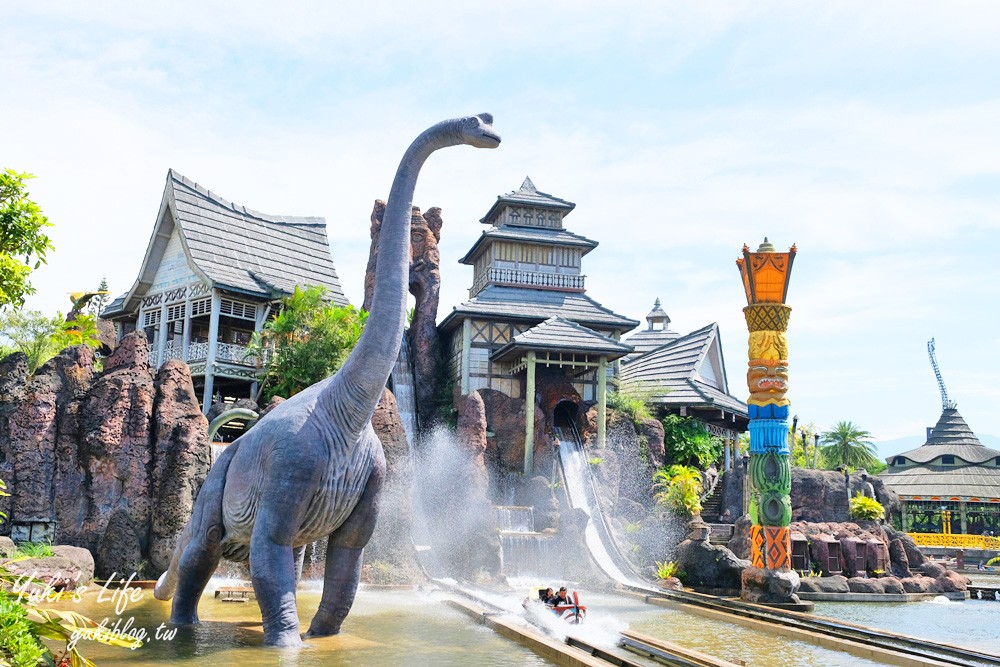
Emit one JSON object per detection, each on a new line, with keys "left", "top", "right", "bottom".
{"left": 606, "top": 380, "right": 656, "bottom": 423}
{"left": 818, "top": 420, "right": 881, "bottom": 471}
{"left": 652, "top": 464, "right": 703, "bottom": 516}
{"left": 661, "top": 414, "right": 722, "bottom": 468}
{"left": 0, "top": 310, "right": 102, "bottom": 372}
{"left": 655, "top": 560, "right": 679, "bottom": 579}
{"left": 0, "top": 170, "right": 54, "bottom": 309}
{"left": 849, "top": 492, "right": 886, "bottom": 521}
{"left": 248, "top": 285, "right": 368, "bottom": 401}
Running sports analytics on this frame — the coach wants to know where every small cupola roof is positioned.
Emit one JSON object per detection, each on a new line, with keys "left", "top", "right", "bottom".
{"left": 479, "top": 176, "right": 576, "bottom": 225}
{"left": 646, "top": 298, "right": 671, "bottom": 331}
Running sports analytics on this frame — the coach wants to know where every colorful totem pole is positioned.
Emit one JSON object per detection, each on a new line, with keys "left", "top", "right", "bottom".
{"left": 736, "top": 238, "right": 796, "bottom": 572}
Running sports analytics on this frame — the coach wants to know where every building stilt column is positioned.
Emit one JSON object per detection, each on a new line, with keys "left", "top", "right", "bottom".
{"left": 960, "top": 501, "right": 968, "bottom": 534}
{"left": 461, "top": 319, "right": 472, "bottom": 396}
{"left": 597, "top": 356, "right": 607, "bottom": 449}
{"left": 524, "top": 351, "right": 537, "bottom": 476}
{"left": 202, "top": 291, "right": 222, "bottom": 414}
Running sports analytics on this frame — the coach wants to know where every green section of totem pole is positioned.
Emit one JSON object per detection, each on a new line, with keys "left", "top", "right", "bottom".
{"left": 749, "top": 451, "right": 792, "bottom": 526}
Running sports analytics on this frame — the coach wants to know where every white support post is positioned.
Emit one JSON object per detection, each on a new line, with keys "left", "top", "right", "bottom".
{"left": 182, "top": 292, "right": 192, "bottom": 361}
{"left": 202, "top": 290, "right": 222, "bottom": 414}
{"left": 524, "top": 351, "right": 537, "bottom": 476}
{"left": 156, "top": 302, "right": 168, "bottom": 369}
{"left": 597, "top": 356, "right": 608, "bottom": 449}
{"left": 461, "top": 319, "right": 472, "bottom": 396}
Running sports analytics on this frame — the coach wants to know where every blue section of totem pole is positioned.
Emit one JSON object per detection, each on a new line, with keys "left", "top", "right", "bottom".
{"left": 748, "top": 404, "right": 790, "bottom": 420}
{"left": 748, "top": 418, "right": 790, "bottom": 454}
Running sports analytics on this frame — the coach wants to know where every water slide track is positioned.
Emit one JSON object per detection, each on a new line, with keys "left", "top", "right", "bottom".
{"left": 554, "top": 422, "right": 1000, "bottom": 667}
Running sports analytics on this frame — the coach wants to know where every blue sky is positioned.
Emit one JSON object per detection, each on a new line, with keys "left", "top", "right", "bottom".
{"left": 3, "top": 3, "right": 999, "bottom": 454}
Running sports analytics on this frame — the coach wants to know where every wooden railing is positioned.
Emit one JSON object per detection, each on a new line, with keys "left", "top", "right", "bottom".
{"left": 471, "top": 267, "right": 585, "bottom": 295}
{"left": 909, "top": 533, "right": 1000, "bottom": 550}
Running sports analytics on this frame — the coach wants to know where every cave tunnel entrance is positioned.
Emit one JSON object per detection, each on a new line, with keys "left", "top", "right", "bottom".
{"left": 553, "top": 400, "right": 578, "bottom": 429}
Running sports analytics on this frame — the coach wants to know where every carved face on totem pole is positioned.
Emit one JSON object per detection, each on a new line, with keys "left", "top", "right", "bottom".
{"left": 746, "top": 361, "right": 789, "bottom": 406}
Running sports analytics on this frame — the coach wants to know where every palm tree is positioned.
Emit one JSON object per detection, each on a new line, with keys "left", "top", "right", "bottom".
{"left": 819, "top": 421, "right": 880, "bottom": 470}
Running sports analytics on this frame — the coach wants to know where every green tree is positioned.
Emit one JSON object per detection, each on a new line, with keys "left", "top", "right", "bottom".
{"left": 0, "top": 310, "right": 101, "bottom": 372}
{"left": 248, "top": 285, "right": 368, "bottom": 401}
{"left": 0, "top": 170, "right": 54, "bottom": 308}
{"left": 86, "top": 276, "right": 112, "bottom": 317}
{"left": 790, "top": 421, "right": 820, "bottom": 468}
{"left": 818, "top": 420, "right": 881, "bottom": 471}
{"left": 652, "top": 464, "right": 703, "bottom": 516}
{"left": 661, "top": 414, "right": 722, "bottom": 468}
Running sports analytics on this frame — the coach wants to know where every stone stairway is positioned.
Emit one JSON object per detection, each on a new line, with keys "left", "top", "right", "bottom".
{"left": 700, "top": 478, "right": 724, "bottom": 522}
{"left": 707, "top": 523, "right": 735, "bottom": 546}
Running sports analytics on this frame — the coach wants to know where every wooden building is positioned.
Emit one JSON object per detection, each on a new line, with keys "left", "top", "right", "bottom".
{"left": 438, "top": 178, "right": 638, "bottom": 461}
{"left": 102, "top": 170, "right": 348, "bottom": 412}
{"left": 620, "top": 300, "right": 749, "bottom": 470}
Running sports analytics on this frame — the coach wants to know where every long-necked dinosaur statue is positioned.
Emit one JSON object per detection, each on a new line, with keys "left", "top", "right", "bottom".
{"left": 154, "top": 114, "right": 501, "bottom": 646}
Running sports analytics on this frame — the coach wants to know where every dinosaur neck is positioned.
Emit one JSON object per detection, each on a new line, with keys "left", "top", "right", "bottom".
{"left": 322, "top": 120, "right": 466, "bottom": 434}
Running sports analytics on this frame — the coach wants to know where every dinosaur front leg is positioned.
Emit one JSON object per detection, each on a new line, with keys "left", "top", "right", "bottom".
{"left": 250, "top": 523, "right": 303, "bottom": 647}
{"left": 306, "top": 465, "right": 384, "bottom": 638}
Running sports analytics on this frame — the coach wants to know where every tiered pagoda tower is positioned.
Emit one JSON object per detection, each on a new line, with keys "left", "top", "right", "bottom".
{"left": 439, "top": 178, "right": 637, "bottom": 472}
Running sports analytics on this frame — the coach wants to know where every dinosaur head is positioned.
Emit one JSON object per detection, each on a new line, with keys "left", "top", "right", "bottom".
{"left": 459, "top": 113, "right": 501, "bottom": 149}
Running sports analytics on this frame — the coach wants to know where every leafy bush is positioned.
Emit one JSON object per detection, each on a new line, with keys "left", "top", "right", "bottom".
{"left": 652, "top": 465, "right": 703, "bottom": 516}
{"left": 655, "top": 561, "right": 679, "bottom": 579}
{"left": 14, "top": 542, "right": 53, "bottom": 559}
{"left": 606, "top": 380, "right": 656, "bottom": 423}
{"left": 588, "top": 457, "right": 603, "bottom": 466}
{"left": 849, "top": 492, "right": 885, "bottom": 521}
{"left": 0, "top": 592, "right": 48, "bottom": 667}
{"left": 248, "top": 285, "right": 368, "bottom": 401}
{"left": 661, "top": 414, "right": 722, "bottom": 468}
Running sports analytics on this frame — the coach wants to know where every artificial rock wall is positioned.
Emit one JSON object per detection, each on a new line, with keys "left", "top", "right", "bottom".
{"left": 0, "top": 333, "right": 211, "bottom": 578}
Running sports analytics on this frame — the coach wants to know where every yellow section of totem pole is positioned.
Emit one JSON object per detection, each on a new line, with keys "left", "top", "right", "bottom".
{"left": 748, "top": 331, "right": 787, "bottom": 361}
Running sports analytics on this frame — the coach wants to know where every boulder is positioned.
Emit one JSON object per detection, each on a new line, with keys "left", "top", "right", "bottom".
{"left": 741, "top": 567, "right": 800, "bottom": 604}
{"left": 887, "top": 538, "right": 911, "bottom": 578}
{"left": 880, "top": 576, "right": 905, "bottom": 594}
{"left": 932, "top": 570, "right": 969, "bottom": 593}
{"left": 4, "top": 547, "right": 94, "bottom": 592}
{"left": 676, "top": 522, "right": 749, "bottom": 591}
{"left": 96, "top": 509, "right": 143, "bottom": 578}
{"left": 0, "top": 536, "right": 15, "bottom": 558}
{"left": 920, "top": 561, "right": 947, "bottom": 578}
{"left": 900, "top": 576, "right": 934, "bottom": 593}
{"left": 480, "top": 389, "right": 548, "bottom": 474}
{"left": 847, "top": 577, "right": 884, "bottom": 594}
{"left": 637, "top": 418, "right": 666, "bottom": 468}
{"left": 517, "top": 476, "right": 559, "bottom": 532}
{"left": 791, "top": 469, "right": 850, "bottom": 522}
{"left": 797, "top": 574, "right": 849, "bottom": 593}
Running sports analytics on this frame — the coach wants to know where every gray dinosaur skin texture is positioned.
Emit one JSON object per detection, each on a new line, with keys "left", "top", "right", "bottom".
{"left": 153, "top": 114, "right": 501, "bottom": 647}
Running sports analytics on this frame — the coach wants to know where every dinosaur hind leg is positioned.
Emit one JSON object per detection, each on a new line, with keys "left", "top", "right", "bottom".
{"left": 306, "top": 463, "right": 384, "bottom": 638}
{"left": 168, "top": 449, "right": 232, "bottom": 625}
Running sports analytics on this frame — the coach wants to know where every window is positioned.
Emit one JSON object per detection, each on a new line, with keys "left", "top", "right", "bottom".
{"left": 220, "top": 299, "right": 257, "bottom": 320}
{"left": 893, "top": 456, "right": 906, "bottom": 466}
{"left": 142, "top": 310, "right": 161, "bottom": 328}
{"left": 190, "top": 298, "right": 211, "bottom": 317}
{"left": 167, "top": 304, "right": 185, "bottom": 321}
{"left": 941, "top": 455, "right": 955, "bottom": 465}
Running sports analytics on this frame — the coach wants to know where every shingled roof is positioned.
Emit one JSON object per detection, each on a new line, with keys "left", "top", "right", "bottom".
{"left": 459, "top": 226, "right": 598, "bottom": 264}
{"left": 439, "top": 284, "right": 639, "bottom": 333}
{"left": 878, "top": 466, "right": 1000, "bottom": 502}
{"left": 619, "top": 322, "right": 747, "bottom": 417}
{"left": 492, "top": 316, "right": 633, "bottom": 362}
{"left": 479, "top": 176, "right": 576, "bottom": 224}
{"left": 104, "top": 170, "right": 347, "bottom": 317}
{"left": 889, "top": 409, "right": 1000, "bottom": 465}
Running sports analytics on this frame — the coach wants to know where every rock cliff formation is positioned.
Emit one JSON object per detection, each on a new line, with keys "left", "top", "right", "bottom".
{"left": 0, "top": 333, "right": 211, "bottom": 579}
{"left": 364, "top": 201, "right": 446, "bottom": 432}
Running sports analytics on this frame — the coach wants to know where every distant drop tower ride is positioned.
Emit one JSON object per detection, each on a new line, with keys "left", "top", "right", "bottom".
{"left": 927, "top": 338, "right": 955, "bottom": 410}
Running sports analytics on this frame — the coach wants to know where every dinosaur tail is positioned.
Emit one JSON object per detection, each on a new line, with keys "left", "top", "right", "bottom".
{"left": 154, "top": 443, "right": 240, "bottom": 601}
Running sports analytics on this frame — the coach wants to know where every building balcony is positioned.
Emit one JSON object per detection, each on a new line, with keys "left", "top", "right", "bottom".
{"left": 471, "top": 266, "right": 586, "bottom": 296}
{"left": 148, "top": 341, "right": 258, "bottom": 370}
